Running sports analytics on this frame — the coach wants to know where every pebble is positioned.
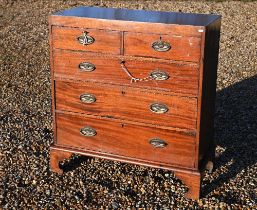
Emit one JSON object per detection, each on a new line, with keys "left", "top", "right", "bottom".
{"left": 112, "top": 201, "right": 119, "bottom": 209}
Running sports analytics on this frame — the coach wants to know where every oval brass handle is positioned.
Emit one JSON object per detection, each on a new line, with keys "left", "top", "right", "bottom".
{"left": 79, "top": 62, "right": 96, "bottom": 72}
{"left": 149, "top": 138, "right": 167, "bottom": 148}
{"left": 80, "top": 126, "right": 97, "bottom": 137}
{"left": 77, "top": 31, "right": 95, "bottom": 45}
{"left": 152, "top": 40, "right": 171, "bottom": 52}
{"left": 150, "top": 70, "right": 169, "bottom": 81}
{"left": 80, "top": 94, "right": 96, "bottom": 103}
{"left": 150, "top": 103, "right": 169, "bottom": 114}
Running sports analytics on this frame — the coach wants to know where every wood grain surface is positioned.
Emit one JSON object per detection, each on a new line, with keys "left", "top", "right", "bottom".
{"left": 49, "top": 16, "right": 204, "bottom": 37}
{"left": 198, "top": 18, "right": 221, "bottom": 168}
{"left": 124, "top": 32, "right": 201, "bottom": 62}
{"left": 50, "top": 147, "right": 73, "bottom": 174}
{"left": 55, "top": 80, "right": 198, "bottom": 130}
{"left": 53, "top": 50, "right": 199, "bottom": 96}
{"left": 49, "top": 6, "right": 222, "bottom": 200}
{"left": 52, "top": 26, "right": 121, "bottom": 54}
{"left": 54, "top": 6, "right": 219, "bottom": 27}
{"left": 56, "top": 112, "right": 196, "bottom": 168}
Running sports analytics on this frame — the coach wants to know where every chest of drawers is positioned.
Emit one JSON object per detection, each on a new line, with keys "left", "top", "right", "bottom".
{"left": 49, "top": 6, "right": 221, "bottom": 199}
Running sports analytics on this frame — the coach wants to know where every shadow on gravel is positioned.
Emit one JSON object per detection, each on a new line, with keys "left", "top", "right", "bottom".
{"left": 202, "top": 75, "right": 257, "bottom": 198}
{"left": 60, "top": 155, "right": 93, "bottom": 173}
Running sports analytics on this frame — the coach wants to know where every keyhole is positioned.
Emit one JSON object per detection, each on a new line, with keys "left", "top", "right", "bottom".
{"left": 121, "top": 124, "right": 125, "bottom": 128}
{"left": 121, "top": 91, "right": 125, "bottom": 95}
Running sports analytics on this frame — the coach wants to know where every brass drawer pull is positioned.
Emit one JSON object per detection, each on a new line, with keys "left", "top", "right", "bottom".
{"left": 80, "top": 126, "right": 97, "bottom": 137}
{"left": 152, "top": 37, "right": 171, "bottom": 52}
{"left": 149, "top": 138, "right": 167, "bottom": 148}
{"left": 80, "top": 93, "right": 96, "bottom": 103}
{"left": 78, "top": 62, "right": 96, "bottom": 72}
{"left": 77, "top": 31, "right": 95, "bottom": 45}
{"left": 150, "top": 103, "right": 169, "bottom": 114}
{"left": 150, "top": 70, "right": 169, "bottom": 81}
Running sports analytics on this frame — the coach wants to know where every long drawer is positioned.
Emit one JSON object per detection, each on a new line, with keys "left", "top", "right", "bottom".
{"left": 53, "top": 50, "right": 199, "bottom": 96}
{"left": 56, "top": 112, "right": 196, "bottom": 168}
{"left": 55, "top": 80, "right": 197, "bottom": 130}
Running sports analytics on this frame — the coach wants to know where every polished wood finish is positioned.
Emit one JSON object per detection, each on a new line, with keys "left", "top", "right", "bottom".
{"left": 49, "top": 6, "right": 221, "bottom": 200}
{"left": 52, "top": 26, "right": 121, "bottom": 54}
{"left": 56, "top": 112, "right": 196, "bottom": 168}
{"left": 53, "top": 50, "right": 199, "bottom": 96}
{"left": 124, "top": 32, "right": 201, "bottom": 62}
{"left": 50, "top": 147, "right": 73, "bottom": 174}
{"left": 54, "top": 6, "right": 219, "bottom": 26}
{"left": 50, "top": 6, "right": 220, "bottom": 37}
{"left": 55, "top": 80, "right": 197, "bottom": 130}
{"left": 175, "top": 170, "right": 201, "bottom": 199}
{"left": 198, "top": 18, "right": 221, "bottom": 169}
{"left": 50, "top": 15, "right": 203, "bottom": 37}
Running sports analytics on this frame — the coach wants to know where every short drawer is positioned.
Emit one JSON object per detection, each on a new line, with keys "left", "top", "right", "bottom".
{"left": 53, "top": 50, "right": 199, "bottom": 96}
{"left": 124, "top": 32, "right": 201, "bottom": 62}
{"left": 56, "top": 112, "right": 196, "bottom": 168}
{"left": 55, "top": 81, "right": 197, "bottom": 130}
{"left": 51, "top": 26, "right": 121, "bottom": 54}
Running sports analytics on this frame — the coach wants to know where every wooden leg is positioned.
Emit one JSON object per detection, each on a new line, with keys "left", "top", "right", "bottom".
{"left": 50, "top": 147, "right": 73, "bottom": 174}
{"left": 174, "top": 170, "right": 201, "bottom": 200}
{"left": 205, "top": 144, "right": 216, "bottom": 173}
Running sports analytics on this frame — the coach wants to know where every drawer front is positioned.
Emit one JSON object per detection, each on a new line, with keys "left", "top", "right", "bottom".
{"left": 51, "top": 26, "right": 121, "bottom": 54}
{"left": 55, "top": 81, "right": 197, "bottom": 130}
{"left": 124, "top": 32, "right": 201, "bottom": 62}
{"left": 53, "top": 50, "right": 199, "bottom": 96}
{"left": 56, "top": 113, "right": 196, "bottom": 168}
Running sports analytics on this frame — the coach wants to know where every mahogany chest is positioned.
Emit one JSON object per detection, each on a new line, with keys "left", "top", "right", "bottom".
{"left": 49, "top": 6, "right": 221, "bottom": 199}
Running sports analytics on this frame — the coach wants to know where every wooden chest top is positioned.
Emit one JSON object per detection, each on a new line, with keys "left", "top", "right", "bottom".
{"left": 50, "top": 6, "right": 220, "bottom": 36}
{"left": 52, "top": 6, "right": 220, "bottom": 26}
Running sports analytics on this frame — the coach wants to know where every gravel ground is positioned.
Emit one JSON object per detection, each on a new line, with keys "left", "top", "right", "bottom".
{"left": 1, "top": 0, "right": 257, "bottom": 209}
